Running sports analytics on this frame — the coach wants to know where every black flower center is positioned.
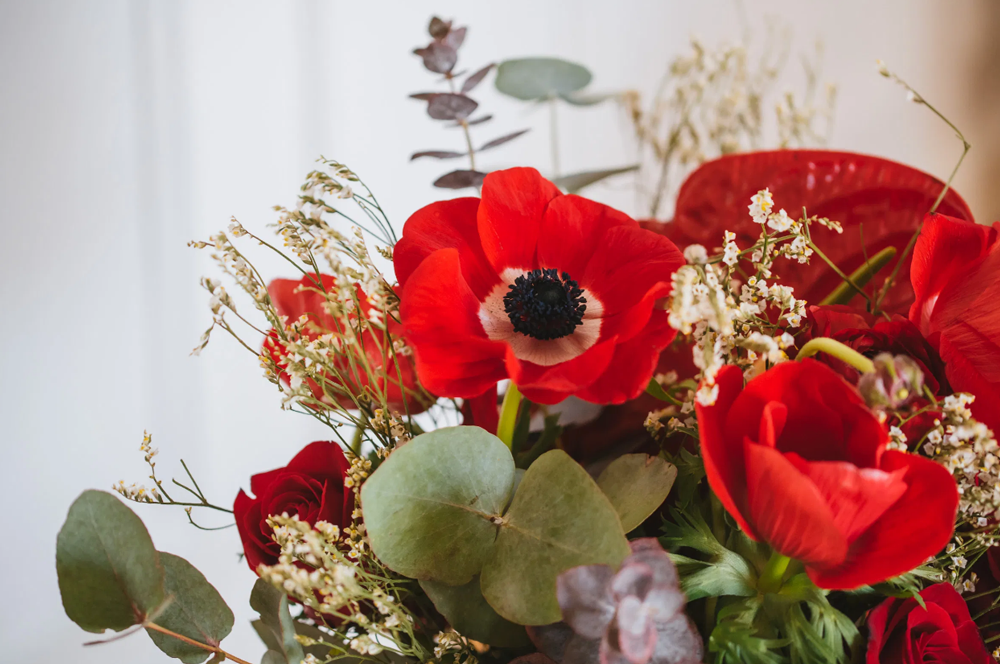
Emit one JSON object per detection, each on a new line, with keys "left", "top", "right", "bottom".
{"left": 503, "top": 268, "right": 587, "bottom": 340}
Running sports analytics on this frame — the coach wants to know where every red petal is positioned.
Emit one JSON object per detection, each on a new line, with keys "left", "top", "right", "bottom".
{"left": 581, "top": 224, "right": 684, "bottom": 317}
{"left": 268, "top": 274, "right": 337, "bottom": 322}
{"left": 536, "top": 194, "right": 636, "bottom": 278}
{"left": 939, "top": 334, "right": 1000, "bottom": 434}
{"left": 757, "top": 402, "right": 787, "bottom": 448}
{"left": 464, "top": 384, "right": 500, "bottom": 435}
{"left": 400, "top": 248, "right": 507, "bottom": 398}
{"left": 744, "top": 442, "right": 847, "bottom": 567}
{"left": 695, "top": 365, "right": 758, "bottom": 538}
{"left": 510, "top": 339, "right": 617, "bottom": 405}
{"left": 666, "top": 150, "right": 973, "bottom": 315}
{"left": 285, "top": 441, "right": 350, "bottom": 481}
{"left": 575, "top": 310, "right": 677, "bottom": 405}
{"left": 394, "top": 197, "right": 500, "bottom": 299}
{"left": 810, "top": 451, "right": 958, "bottom": 589}
{"left": 477, "top": 167, "right": 561, "bottom": 273}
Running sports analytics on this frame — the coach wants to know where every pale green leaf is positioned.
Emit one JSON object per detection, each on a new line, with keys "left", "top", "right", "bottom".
{"left": 421, "top": 576, "right": 529, "bottom": 647}
{"left": 552, "top": 165, "right": 639, "bottom": 194}
{"left": 597, "top": 454, "right": 676, "bottom": 532}
{"left": 250, "top": 580, "right": 304, "bottom": 664}
{"left": 495, "top": 58, "right": 592, "bottom": 101}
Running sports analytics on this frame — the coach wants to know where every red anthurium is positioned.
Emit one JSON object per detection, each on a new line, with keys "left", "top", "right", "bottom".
{"left": 909, "top": 213, "right": 1000, "bottom": 434}
{"left": 263, "top": 274, "right": 431, "bottom": 414}
{"left": 395, "top": 167, "right": 685, "bottom": 405}
{"left": 697, "top": 360, "right": 958, "bottom": 590}
{"left": 644, "top": 150, "right": 973, "bottom": 316}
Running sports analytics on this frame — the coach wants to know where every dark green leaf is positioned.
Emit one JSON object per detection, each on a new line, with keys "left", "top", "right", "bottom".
{"left": 552, "top": 165, "right": 639, "bottom": 194}
{"left": 421, "top": 576, "right": 529, "bottom": 647}
{"left": 146, "top": 552, "right": 234, "bottom": 663}
{"left": 481, "top": 450, "right": 630, "bottom": 625}
{"left": 250, "top": 580, "right": 304, "bottom": 664}
{"left": 495, "top": 58, "right": 592, "bottom": 101}
{"left": 597, "top": 454, "right": 676, "bottom": 533}
{"left": 680, "top": 549, "right": 757, "bottom": 601}
{"left": 361, "top": 426, "right": 515, "bottom": 584}
{"left": 56, "top": 490, "right": 165, "bottom": 633}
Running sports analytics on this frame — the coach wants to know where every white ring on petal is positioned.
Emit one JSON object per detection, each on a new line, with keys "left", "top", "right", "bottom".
{"left": 478, "top": 267, "right": 604, "bottom": 367}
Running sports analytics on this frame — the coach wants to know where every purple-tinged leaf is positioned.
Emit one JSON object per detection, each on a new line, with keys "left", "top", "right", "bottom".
{"left": 410, "top": 92, "right": 440, "bottom": 101}
{"left": 462, "top": 64, "right": 495, "bottom": 93}
{"left": 444, "top": 26, "right": 467, "bottom": 50}
{"left": 448, "top": 114, "right": 493, "bottom": 128}
{"left": 527, "top": 624, "right": 600, "bottom": 664}
{"left": 615, "top": 597, "right": 656, "bottom": 664}
{"left": 428, "top": 16, "right": 451, "bottom": 39}
{"left": 433, "top": 170, "right": 486, "bottom": 189}
{"left": 649, "top": 616, "right": 703, "bottom": 664}
{"left": 410, "top": 150, "right": 466, "bottom": 161}
{"left": 622, "top": 539, "right": 680, "bottom": 589}
{"left": 479, "top": 129, "right": 530, "bottom": 152}
{"left": 641, "top": 587, "right": 686, "bottom": 624}
{"left": 427, "top": 93, "right": 478, "bottom": 120}
{"left": 599, "top": 628, "right": 635, "bottom": 664}
{"left": 556, "top": 565, "right": 615, "bottom": 639}
{"left": 610, "top": 563, "right": 654, "bottom": 602}
{"left": 414, "top": 42, "right": 457, "bottom": 74}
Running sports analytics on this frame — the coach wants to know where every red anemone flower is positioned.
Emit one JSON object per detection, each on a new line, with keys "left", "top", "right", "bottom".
{"left": 910, "top": 213, "right": 1000, "bottom": 434}
{"left": 263, "top": 274, "right": 431, "bottom": 413}
{"left": 644, "top": 150, "right": 973, "bottom": 316}
{"left": 697, "top": 360, "right": 958, "bottom": 589}
{"left": 395, "top": 167, "right": 685, "bottom": 405}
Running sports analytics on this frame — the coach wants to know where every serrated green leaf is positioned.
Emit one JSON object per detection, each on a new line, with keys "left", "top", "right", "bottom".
{"left": 661, "top": 504, "right": 725, "bottom": 557}
{"left": 56, "top": 490, "right": 165, "bottom": 633}
{"left": 552, "top": 165, "right": 640, "bottom": 194}
{"left": 495, "top": 58, "right": 592, "bottom": 101}
{"left": 421, "top": 576, "right": 529, "bottom": 647}
{"left": 597, "top": 454, "right": 676, "bottom": 532}
{"left": 709, "top": 620, "right": 788, "bottom": 664}
{"left": 481, "top": 450, "right": 630, "bottom": 625}
{"left": 146, "top": 552, "right": 234, "bottom": 664}
{"left": 250, "top": 580, "right": 304, "bottom": 664}
{"left": 360, "top": 426, "right": 515, "bottom": 585}
{"left": 680, "top": 549, "right": 757, "bottom": 601}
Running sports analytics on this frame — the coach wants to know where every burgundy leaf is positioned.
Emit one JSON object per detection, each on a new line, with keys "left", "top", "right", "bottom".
{"left": 527, "top": 624, "right": 601, "bottom": 664}
{"left": 409, "top": 92, "right": 440, "bottom": 101}
{"left": 610, "top": 563, "right": 654, "bottom": 602}
{"left": 615, "top": 597, "right": 656, "bottom": 664}
{"left": 556, "top": 565, "right": 616, "bottom": 639}
{"left": 444, "top": 26, "right": 467, "bottom": 50}
{"left": 410, "top": 150, "right": 467, "bottom": 161}
{"left": 467, "top": 114, "right": 493, "bottom": 126}
{"left": 427, "top": 93, "right": 478, "bottom": 121}
{"left": 433, "top": 170, "right": 487, "bottom": 189}
{"left": 623, "top": 539, "right": 680, "bottom": 589}
{"left": 462, "top": 64, "right": 495, "bottom": 94}
{"left": 414, "top": 42, "right": 457, "bottom": 74}
{"left": 649, "top": 616, "right": 703, "bottom": 664}
{"left": 428, "top": 16, "right": 451, "bottom": 39}
{"left": 479, "top": 129, "right": 530, "bottom": 152}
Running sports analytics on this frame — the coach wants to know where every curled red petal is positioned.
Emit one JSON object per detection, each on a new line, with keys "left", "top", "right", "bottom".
{"left": 478, "top": 167, "right": 560, "bottom": 273}
{"left": 537, "top": 194, "right": 636, "bottom": 278}
{"left": 510, "top": 338, "right": 618, "bottom": 405}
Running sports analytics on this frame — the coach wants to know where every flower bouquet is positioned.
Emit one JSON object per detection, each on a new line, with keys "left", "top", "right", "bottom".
{"left": 55, "top": 15, "right": 1000, "bottom": 664}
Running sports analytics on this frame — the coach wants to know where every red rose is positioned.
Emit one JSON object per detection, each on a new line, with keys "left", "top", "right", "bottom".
{"left": 804, "top": 304, "right": 951, "bottom": 394}
{"left": 697, "top": 360, "right": 958, "bottom": 589}
{"left": 264, "top": 274, "right": 431, "bottom": 413}
{"left": 909, "top": 213, "right": 1000, "bottom": 434}
{"left": 234, "top": 441, "right": 352, "bottom": 572}
{"left": 395, "top": 167, "right": 685, "bottom": 405}
{"left": 866, "top": 582, "right": 993, "bottom": 664}
{"left": 645, "top": 150, "right": 972, "bottom": 316}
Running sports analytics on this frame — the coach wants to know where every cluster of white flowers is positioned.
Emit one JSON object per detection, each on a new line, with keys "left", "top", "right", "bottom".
{"left": 921, "top": 394, "right": 1000, "bottom": 522}
{"left": 433, "top": 629, "right": 478, "bottom": 664}
{"left": 113, "top": 431, "right": 165, "bottom": 504}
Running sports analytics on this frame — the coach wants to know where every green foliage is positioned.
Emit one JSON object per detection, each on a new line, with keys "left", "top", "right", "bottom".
{"left": 495, "top": 57, "right": 592, "bottom": 101}
{"left": 56, "top": 490, "right": 166, "bottom": 633}
{"left": 146, "top": 553, "right": 234, "bottom": 664}
{"left": 597, "top": 453, "right": 676, "bottom": 533}
{"left": 669, "top": 448, "right": 706, "bottom": 509}
{"left": 420, "top": 576, "right": 529, "bottom": 647}
{"left": 250, "top": 579, "right": 304, "bottom": 664}
{"left": 552, "top": 165, "right": 640, "bottom": 194}
{"left": 362, "top": 427, "right": 629, "bottom": 626}
{"left": 709, "top": 620, "right": 789, "bottom": 664}
{"left": 361, "top": 427, "right": 516, "bottom": 585}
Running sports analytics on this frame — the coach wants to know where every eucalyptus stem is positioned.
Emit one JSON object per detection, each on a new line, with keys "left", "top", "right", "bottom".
{"left": 758, "top": 551, "right": 792, "bottom": 594}
{"left": 795, "top": 337, "right": 876, "bottom": 374}
{"left": 143, "top": 621, "right": 253, "bottom": 664}
{"left": 496, "top": 383, "right": 523, "bottom": 448}
{"left": 548, "top": 96, "right": 561, "bottom": 178}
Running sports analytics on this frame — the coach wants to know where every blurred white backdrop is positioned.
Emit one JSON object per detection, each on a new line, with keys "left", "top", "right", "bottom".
{"left": 0, "top": 1, "right": 993, "bottom": 661}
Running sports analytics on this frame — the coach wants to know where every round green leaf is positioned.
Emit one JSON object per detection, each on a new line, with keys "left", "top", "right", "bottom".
{"left": 56, "top": 490, "right": 165, "bottom": 633}
{"left": 421, "top": 576, "right": 529, "bottom": 647}
{"left": 597, "top": 454, "right": 677, "bottom": 533}
{"left": 250, "top": 579, "right": 304, "bottom": 664}
{"left": 481, "top": 450, "right": 630, "bottom": 625}
{"left": 495, "top": 58, "right": 592, "bottom": 101}
{"left": 146, "top": 552, "right": 235, "bottom": 663}
{"left": 361, "top": 426, "right": 516, "bottom": 585}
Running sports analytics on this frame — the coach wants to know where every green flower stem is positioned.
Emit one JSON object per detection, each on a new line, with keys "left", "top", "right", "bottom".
{"left": 795, "top": 337, "right": 876, "bottom": 374}
{"left": 758, "top": 551, "right": 792, "bottom": 594}
{"left": 496, "top": 383, "right": 523, "bottom": 448}
{"left": 818, "top": 246, "right": 897, "bottom": 306}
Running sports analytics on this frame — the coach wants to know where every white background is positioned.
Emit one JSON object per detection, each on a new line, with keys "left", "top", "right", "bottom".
{"left": 0, "top": 1, "right": 994, "bottom": 661}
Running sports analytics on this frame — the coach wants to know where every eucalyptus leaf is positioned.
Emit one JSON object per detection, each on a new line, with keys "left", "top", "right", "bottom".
{"left": 56, "top": 490, "right": 165, "bottom": 633}
{"left": 427, "top": 93, "right": 478, "bottom": 121}
{"left": 252, "top": 620, "right": 330, "bottom": 660}
{"left": 433, "top": 170, "right": 487, "bottom": 190}
{"left": 421, "top": 576, "right": 529, "bottom": 647}
{"left": 411, "top": 150, "right": 466, "bottom": 161}
{"left": 552, "top": 165, "right": 639, "bottom": 194}
{"left": 146, "top": 552, "right": 234, "bottom": 664}
{"left": 462, "top": 64, "right": 494, "bottom": 94}
{"left": 250, "top": 579, "right": 304, "bottom": 664}
{"left": 479, "top": 129, "right": 530, "bottom": 152}
{"left": 558, "top": 91, "right": 617, "bottom": 106}
{"left": 361, "top": 426, "right": 515, "bottom": 584}
{"left": 495, "top": 58, "right": 592, "bottom": 101}
{"left": 597, "top": 454, "right": 676, "bottom": 533}
{"left": 481, "top": 450, "right": 630, "bottom": 625}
